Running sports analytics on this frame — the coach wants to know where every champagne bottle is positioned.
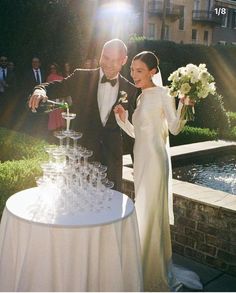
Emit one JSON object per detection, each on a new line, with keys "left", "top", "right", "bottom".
{"left": 31, "top": 98, "right": 69, "bottom": 113}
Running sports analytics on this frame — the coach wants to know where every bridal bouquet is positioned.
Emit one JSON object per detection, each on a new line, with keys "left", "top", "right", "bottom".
{"left": 168, "top": 63, "right": 216, "bottom": 121}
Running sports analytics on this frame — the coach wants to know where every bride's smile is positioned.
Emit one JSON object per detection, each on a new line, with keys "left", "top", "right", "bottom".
{"left": 130, "top": 59, "right": 156, "bottom": 90}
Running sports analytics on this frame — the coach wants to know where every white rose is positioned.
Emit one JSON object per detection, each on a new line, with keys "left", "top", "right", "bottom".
{"left": 180, "top": 83, "right": 191, "bottom": 94}
{"left": 199, "top": 63, "right": 206, "bottom": 70}
{"left": 191, "top": 75, "right": 198, "bottom": 84}
{"left": 208, "top": 82, "right": 216, "bottom": 94}
{"left": 197, "top": 88, "right": 208, "bottom": 99}
{"left": 169, "top": 88, "right": 178, "bottom": 97}
{"left": 178, "top": 67, "right": 187, "bottom": 75}
{"left": 168, "top": 70, "right": 179, "bottom": 82}
{"left": 199, "top": 71, "right": 209, "bottom": 82}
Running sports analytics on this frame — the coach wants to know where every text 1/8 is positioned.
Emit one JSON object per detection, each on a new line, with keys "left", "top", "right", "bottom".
{"left": 215, "top": 8, "right": 227, "bottom": 15}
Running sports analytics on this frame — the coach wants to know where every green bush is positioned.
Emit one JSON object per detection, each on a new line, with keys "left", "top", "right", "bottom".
{"left": 170, "top": 126, "right": 218, "bottom": 146}
{"left": 221, "top": 126, "right": 236, "bottom": 142}
{"left": 0, "top": 128, "right": 48, "bottom": 217}
{"left": 227, "top": 112, "right": 236, "bottom": 128}
{"left": 187, "top": 93, "right": 230, "bottom": 135}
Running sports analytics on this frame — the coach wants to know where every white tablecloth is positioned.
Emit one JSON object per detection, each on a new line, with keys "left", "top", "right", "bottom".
{"left": 0, "top": 187, "right": 143, "bottom": 291}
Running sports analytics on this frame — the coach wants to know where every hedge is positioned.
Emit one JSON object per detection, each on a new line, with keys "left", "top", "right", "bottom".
{"left": 0, "top": 127, "right": 48, "bottom": 217}
{"left": 221, "top": 126, "right": 236, "bottom": 142}
{"left": 169, "top": 126, "right": 218, "bottom": 146}
{"left": 227, "top": 112, "right": 236, "bottom": 128}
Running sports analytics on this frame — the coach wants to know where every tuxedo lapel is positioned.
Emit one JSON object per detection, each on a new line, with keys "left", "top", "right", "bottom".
{"left": 87, "top": 69, "right": 103, "bottom": 128}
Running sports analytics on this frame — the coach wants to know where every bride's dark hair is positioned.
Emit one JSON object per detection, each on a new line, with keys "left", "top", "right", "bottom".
{"left": 132, "top": 51, "right": 159, "bottom": 73}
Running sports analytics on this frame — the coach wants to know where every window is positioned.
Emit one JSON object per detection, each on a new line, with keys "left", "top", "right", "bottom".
{"left": 166, "top": 0, "right": 171, "bottom": 12}
{"left": 221, "top": 12, "right": 228, "bottom": 27}
{"left": 148, "top": 23, "right": 155, "bottom": 39}
{"left": 192, "top": 29, "right": 197, "bottom": 44}
{"left": 164, "top": 25, "right": 170, "bottom": 40}
{"left": 206, "top": 0, "right": 214, "bottom": 11}
{"left": 149, "top": 0, "right": 160, "bottom": 11}
{"left": 194, "top": 0, "right": 200, "bottom": 11}
{"left": 204, "top": 30, "right": 209, "bottom": 45}
{"left": 179, "top": 6, "right": 185, "bottom": 30}
{"left": 233, "top": 10, "right": 236, "bottom": 28}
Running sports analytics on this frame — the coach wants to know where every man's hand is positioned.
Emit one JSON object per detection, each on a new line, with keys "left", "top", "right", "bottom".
{"left": 28, "top": 90, "right": 47, "bottom": 112}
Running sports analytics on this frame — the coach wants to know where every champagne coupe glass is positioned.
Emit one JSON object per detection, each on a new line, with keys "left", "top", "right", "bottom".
{"left": 54, "top": 130, "right": 67, "bottom": 148}
{"left": 51, "top": 147, "right": 66, "bottom": 169}
{"left": 62, "top": 130, "right": 74, "bottom": 148}
{"left": 96, "top": 171, "right": 107, "bottom": 193}
{"left": 65, "top": 146, "right": 77, "bottom": 169}
{"left": 61, "top": 112, "right": 76, "bottom": 132}
{"left": 104, "top": 180, "right": 115, "bottom": 201}
{"left": 81, "top": 149, "right": 94, "bottom": 169}
{"left": 69, "top": 131, "right": 83, "bottom": 148}
{"left": 44, "top": 145, "right": 58, "bottom": 164}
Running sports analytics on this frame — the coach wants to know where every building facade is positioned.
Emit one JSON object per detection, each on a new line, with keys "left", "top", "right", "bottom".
{"left": 142, "top": 0, "right": 236, "bottom": 45}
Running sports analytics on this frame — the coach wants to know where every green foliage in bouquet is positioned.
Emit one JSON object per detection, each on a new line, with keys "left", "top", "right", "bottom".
{"left": 169, "top": 126, "right": 218, "bottom": 147}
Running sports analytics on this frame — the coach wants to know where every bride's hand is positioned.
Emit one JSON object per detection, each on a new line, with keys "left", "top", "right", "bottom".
{"left": 113, "top": 104, "right": 126, "bottom": 123}
{"left": 180, "top": 96, "right": 195, "bottom": 106}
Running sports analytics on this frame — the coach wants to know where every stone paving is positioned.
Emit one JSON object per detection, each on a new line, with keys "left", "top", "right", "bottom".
{"left": 173, "top": 253, "right": 236, "bottom": 292}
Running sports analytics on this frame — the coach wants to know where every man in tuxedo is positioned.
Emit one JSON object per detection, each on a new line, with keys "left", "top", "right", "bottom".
{"left": 0, "top": 55, "right": 17, "bottom": 126}
{"left": 19, "top": 57, "right": 47, "bottom": 136}
{"left": 29, "top": 39, "right": 137, "bottom": 191}
{"left": 23, "top": 57, "right": 45, "bottom": 95}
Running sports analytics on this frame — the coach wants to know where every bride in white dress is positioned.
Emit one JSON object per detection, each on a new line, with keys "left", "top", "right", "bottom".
{"left": 114, "top": 51, "right": 194, "bottom": 291}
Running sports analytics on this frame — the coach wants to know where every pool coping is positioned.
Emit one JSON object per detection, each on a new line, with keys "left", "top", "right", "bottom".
{"left": 122, "top": 140, "right": 236, "bottom": 212}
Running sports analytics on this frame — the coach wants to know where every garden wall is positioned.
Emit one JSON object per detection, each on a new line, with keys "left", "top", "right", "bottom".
{"left": 122, "top": 174, "right": 236, "bottom": 277}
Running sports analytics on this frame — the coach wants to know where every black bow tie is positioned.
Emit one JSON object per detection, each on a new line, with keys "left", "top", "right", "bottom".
{"left": 101, "top": 75, "right": 117, "bottom": 87}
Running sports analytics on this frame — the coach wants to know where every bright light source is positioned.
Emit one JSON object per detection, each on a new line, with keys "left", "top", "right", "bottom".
{"left": 97, "top": 1, "right": 133, "bottom": 18}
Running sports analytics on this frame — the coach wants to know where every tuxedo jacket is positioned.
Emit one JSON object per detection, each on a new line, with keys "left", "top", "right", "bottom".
{"left": 35, "top": 68, "right": 137, "bottom": 160}
{"left": 0, "top": 68, "right": 17, "bottom": 95}
{"left": 23, "top": 68, "right": 46, "bottom": 97}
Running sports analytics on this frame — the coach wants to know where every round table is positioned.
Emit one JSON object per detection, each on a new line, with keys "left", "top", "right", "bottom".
{"left": 0, "top": 187, "right": 143, "bottom": 291}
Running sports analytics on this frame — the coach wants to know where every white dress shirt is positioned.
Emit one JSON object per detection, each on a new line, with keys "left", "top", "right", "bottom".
{"left": 0, "top": 67, "right": 7, "bottom": 81}
{"left": 33, "top": 68, "right": 42, "bottom": 84}
{"left": 98, "top": 68, "right": 119, "bottom": 126}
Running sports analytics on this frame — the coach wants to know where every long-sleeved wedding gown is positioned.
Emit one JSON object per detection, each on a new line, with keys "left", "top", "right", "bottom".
{"left": 116, "top": 86, "right": 186, "bottom": 291}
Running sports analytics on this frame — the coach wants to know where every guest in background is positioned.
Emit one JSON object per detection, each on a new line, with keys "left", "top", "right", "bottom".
{"left": 19, "top": 57, "right": 47, "bottom": 138}
{"left": 22, "top": 57, "right": 46, "bottom": 98}
{"left": 0, "top": 55, "right": 17, "bottom": 127}
{"left": 7, "top": 61, "right": 15, "bottom": 71}
{"left": 46, "top": 63, "right": 65, "bottom": 132}
{"left": 62, "top": 62, "right": 73, "bottom": 78}
{"left": 0, "top": 56, "right": 9, "bottom": 96}
{"left": 46, "top": 63, "right": 63, "bottom": 82}
{"left": 0, "top": 56, "right": 16, "bottom": 95}
{"left": 83, "top": 58, "right": 98, "bottom": 69}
